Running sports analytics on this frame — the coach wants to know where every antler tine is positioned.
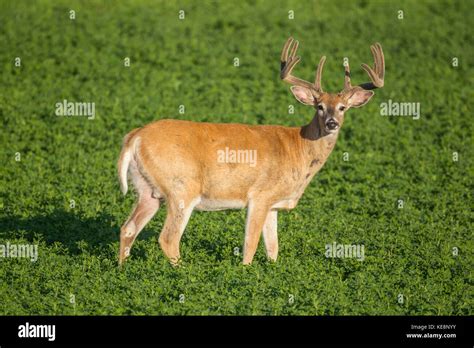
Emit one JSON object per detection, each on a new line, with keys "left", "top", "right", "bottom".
{"left": 289, "top": 38, "right": 299, "bottom": 61}
{"left": 280, "top": 37, "right": 318, "bottom": 91}
{"left": 280, "top": 37, "right": 294, "bottom": 69}
{"left": 344, "top": 58, "right": 351, "bottom": 91}
{"left": 314, "top": 56, "right": 326, "bottom": 93}
{"left": 373, "top": 43, "right": 385, "bottom": 78}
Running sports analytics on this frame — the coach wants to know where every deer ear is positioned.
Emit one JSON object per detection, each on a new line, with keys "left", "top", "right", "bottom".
{"left": 290, "top": 86, "right": 316, "bottom": 106}
{"left": 347, "top": 89, "right": 374, "bottom": 108}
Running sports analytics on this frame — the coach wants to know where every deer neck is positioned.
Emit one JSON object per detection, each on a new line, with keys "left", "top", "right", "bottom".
{"left": 299, "top": 113, "right": 339, "bottom": 167}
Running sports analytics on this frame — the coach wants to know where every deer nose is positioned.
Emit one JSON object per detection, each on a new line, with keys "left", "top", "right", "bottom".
{"left": 326, "top": 119, "right": 339, "bottom": 130}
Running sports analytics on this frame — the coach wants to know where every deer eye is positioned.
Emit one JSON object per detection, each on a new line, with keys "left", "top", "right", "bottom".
{"left": 317, "top": 104, "right": 324, "bottom": 111}
{"left": 339, "top": 105, "right": 346, "bottom": 111}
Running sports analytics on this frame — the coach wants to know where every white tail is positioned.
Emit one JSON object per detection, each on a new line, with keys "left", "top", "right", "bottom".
{"left": 117, "top": 129, "right": 142, "bottom": 195}
{"left": 118, "top": 38, "right": 385, "bottom": 266}
{"left": 118, "top": 147, "right": 131, "bottom": 195}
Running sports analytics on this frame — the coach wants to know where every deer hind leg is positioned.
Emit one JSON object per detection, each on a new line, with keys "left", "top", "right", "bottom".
{"left": 158, "top": 196, "right": 199, "bottom": 265}
{"left": 243, "top": 201, "right": 271, "bottom": 265}
{"left": 262, "top": 210, "right": 278, "bottom": 261}
{"left": 119, "top": 165, "right": 160, "bottom": 265}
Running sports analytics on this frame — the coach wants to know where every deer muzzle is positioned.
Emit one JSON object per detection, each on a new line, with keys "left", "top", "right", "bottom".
{"left": 325, "top": 119, "right": 339, "bottom": 131}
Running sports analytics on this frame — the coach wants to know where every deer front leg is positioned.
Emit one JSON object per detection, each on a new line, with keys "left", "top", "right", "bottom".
{"left": 158, "top": 197, "right": 198, "bottom": 265}
{"left": 243, "top": 201, "right": 270, "bottom": 265}
{"left": 262, "top": 210, "right": 278, "bottom": 261}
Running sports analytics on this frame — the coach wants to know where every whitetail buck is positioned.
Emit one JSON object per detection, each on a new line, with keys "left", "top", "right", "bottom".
{"left": 118, "top": 37, "right": 384, "bottom": 265}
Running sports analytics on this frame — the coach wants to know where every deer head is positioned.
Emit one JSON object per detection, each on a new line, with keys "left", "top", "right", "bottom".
{"left": 280, "top": 37, "right": 385, "bottom": 134}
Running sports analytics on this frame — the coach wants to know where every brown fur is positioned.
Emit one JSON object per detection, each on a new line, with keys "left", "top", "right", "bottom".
{"left": 118, "top": 113, "right": 341, "bottom": 265}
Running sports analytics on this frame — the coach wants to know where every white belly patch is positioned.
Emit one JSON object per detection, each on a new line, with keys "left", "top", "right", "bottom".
{"left": 195, "top": 198, "right": 246, "bottom": 211}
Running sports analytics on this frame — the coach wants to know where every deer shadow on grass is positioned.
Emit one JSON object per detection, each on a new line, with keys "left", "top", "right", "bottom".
{"left": 0, "top": 208, "right": 244, "bottom": 260}
{"left": 0, "top": 209, "right": 157, "bottom": 258}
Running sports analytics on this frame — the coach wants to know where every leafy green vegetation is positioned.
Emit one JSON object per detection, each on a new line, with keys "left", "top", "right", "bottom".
{"left": 0, "top": 0, "right": 472, "bottom": 315}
